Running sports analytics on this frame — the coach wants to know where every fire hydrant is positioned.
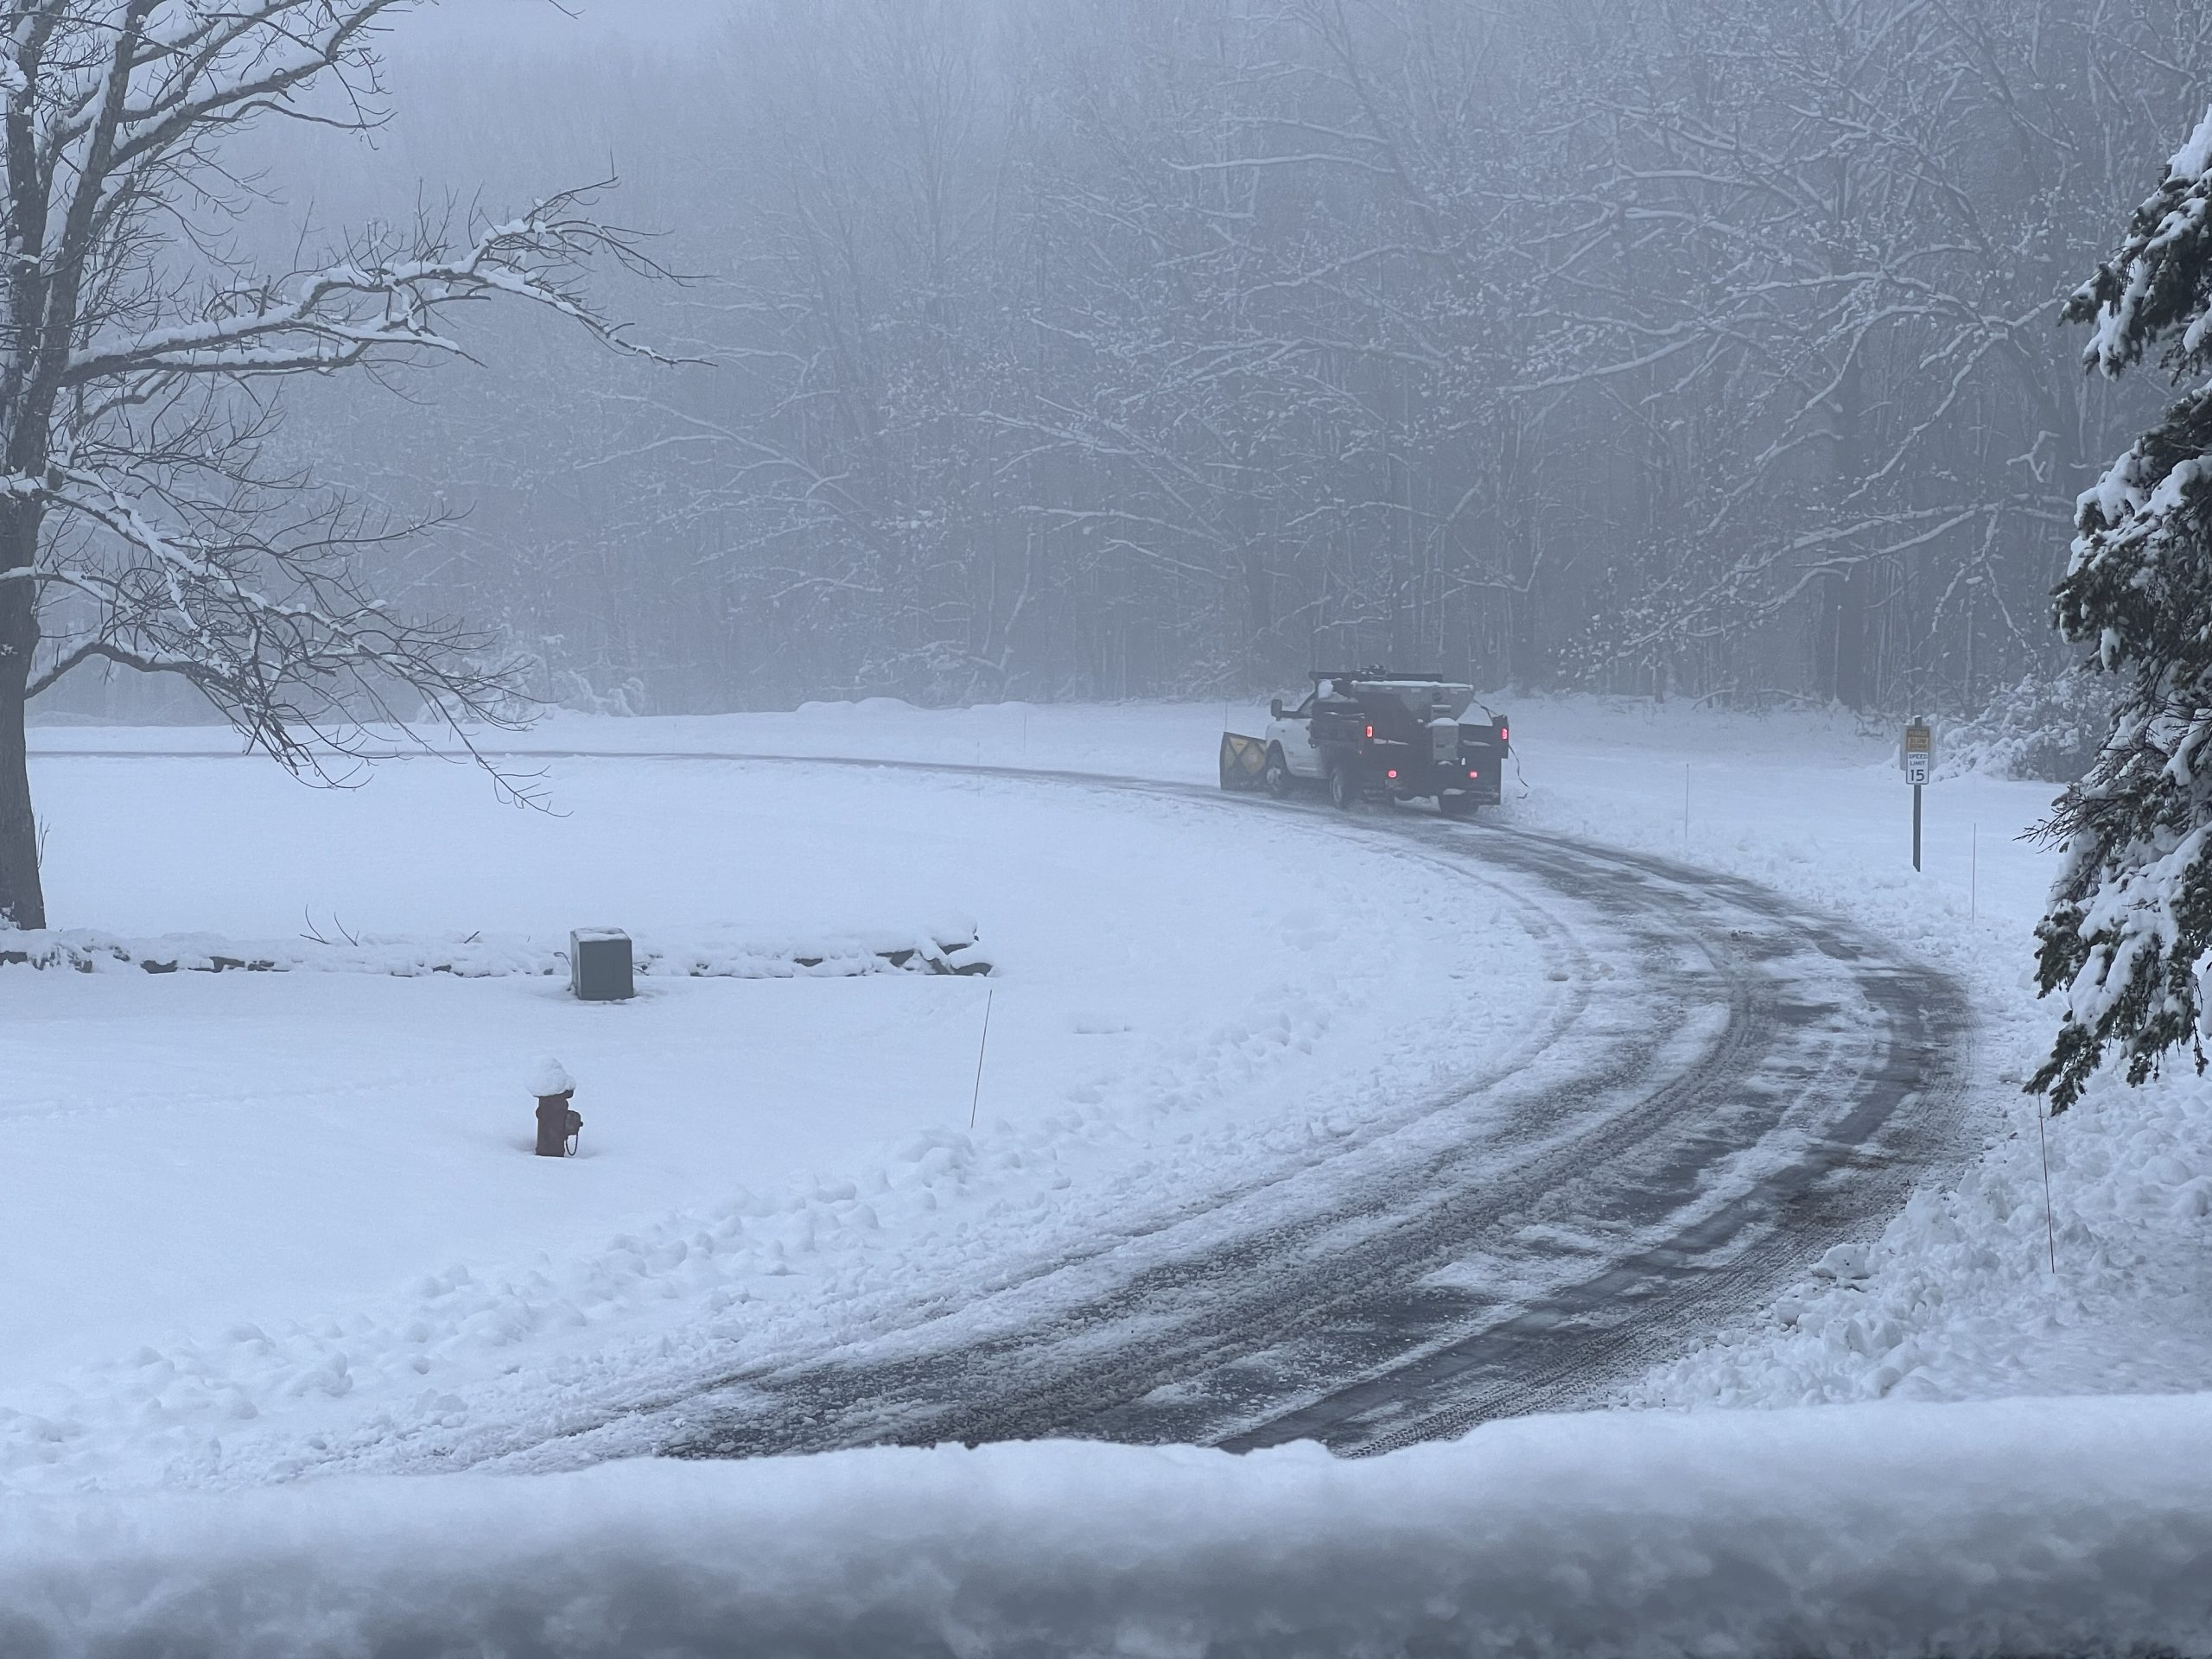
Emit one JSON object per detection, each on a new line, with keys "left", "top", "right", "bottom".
{"left": 529, "top": 1058, "right": 582, "bottom": 1158}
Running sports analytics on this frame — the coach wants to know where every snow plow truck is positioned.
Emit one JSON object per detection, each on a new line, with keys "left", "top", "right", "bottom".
{"left": 1219, "top": 671, "right": 1510, "bottom": 817}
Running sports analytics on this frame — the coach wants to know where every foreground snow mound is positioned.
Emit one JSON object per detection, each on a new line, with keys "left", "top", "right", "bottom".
{"left": 1, "top": 1396, "right": 2203, "bottom": 1657}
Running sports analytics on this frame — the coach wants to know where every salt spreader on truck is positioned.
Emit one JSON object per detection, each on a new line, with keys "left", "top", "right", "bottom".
{"left": 1219, "top": 671, "right": 1510, "bottom": 817}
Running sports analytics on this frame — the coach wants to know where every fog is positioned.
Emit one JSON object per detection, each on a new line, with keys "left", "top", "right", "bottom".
{"left": 400, "top": 0, "right": 728, "bottom": 48}
{"left": 49, "top": 0, "right": 2203, "bottom": 721}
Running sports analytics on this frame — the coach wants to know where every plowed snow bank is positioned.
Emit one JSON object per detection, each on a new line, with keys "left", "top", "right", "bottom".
{"left": 3, "top": 1395, "right": 2203, "bottom": 1657}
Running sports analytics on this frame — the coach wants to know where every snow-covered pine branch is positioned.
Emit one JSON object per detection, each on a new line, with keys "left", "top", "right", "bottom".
{"left": 0, "top": 1, "right": 670, "bottom": 931}
{"left": 2031, "top": 105, "right": 2212, "bottom": 1109}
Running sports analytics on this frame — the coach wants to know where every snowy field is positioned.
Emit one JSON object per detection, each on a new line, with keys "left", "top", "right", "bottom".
{"left": 7, "top": 727, "right": 1563, "bottom": 1491}
{"left": 14, "top": 700, "right": 2208, "bottom": 1452}
{"left": 9, "top": 696, "right": 2210, "bottom": 1648}
{"left": 476, "top": 694, "right": 2206, "bottom": 1408}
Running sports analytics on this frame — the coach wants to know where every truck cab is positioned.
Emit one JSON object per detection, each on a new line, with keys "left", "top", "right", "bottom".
{"left": 1263, "top": 688, "right": 1327, "bottom": 779}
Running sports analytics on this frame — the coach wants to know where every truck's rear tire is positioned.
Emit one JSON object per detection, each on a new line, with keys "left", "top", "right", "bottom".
{"left": 1440, "top": 791, "right": 1478, "bottom": 820}
{"left": 1263, "top": 746, "right": 1293, "bottom": 799}
{"left": 1328, "top": 764, "right": 1357, "bottom": 810}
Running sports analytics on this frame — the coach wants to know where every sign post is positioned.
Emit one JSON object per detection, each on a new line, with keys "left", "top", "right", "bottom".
{"left": 1901, "top": 719, "right": 1934, "bottom": 871}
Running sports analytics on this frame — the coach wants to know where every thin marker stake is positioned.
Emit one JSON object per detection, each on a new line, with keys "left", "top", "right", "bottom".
{"left": 1970, "top": 822, "right": 1979, "bottom": 925}
{"left": 968, "top": 987, "right": 996, "bottom": 1131}
{"left": 2037, "top": 1101, "right": 2056, "bottom": 1274}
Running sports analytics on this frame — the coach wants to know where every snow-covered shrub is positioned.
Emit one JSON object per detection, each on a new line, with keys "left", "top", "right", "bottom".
{"left": 556, "top": 671, "right": 651, "bottom": 718}
{"left": 0, "top": 925, "right": 991, "bottom": 981}
{"left": 1939, "top": 671, "right": 2115, "bottom": 783}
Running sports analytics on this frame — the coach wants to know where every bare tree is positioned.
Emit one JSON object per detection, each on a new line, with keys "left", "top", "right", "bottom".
{"left": 232, "top": 0, "right": 2209, "bottom": 730}
{"left": 0, "top": 0, "right": 663, "bottom": 929}
{"left": 1529, "top": 0, "right": 2206, "bottom": 710}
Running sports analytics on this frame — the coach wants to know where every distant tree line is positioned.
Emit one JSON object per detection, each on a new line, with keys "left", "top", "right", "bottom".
{"left": 63, "top": 0, "right": 2197, "bottom": 721}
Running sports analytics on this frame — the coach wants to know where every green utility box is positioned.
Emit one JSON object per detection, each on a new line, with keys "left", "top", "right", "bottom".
{"left": 570, "top": 928, "right": 634, "bottom": 1001}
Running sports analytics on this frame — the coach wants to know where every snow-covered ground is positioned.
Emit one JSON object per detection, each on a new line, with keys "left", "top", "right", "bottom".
{"left": 5, "top": 1394, "right": 2206, "bottom": 1658}
{"left": 602, "top": 693, "right": 2209, "bottom": 1410}
{"left": 1481, "top": 701, "right": 2212, "bottom": 1410}
{"left": 6, "top": 732, "right": 1566, "bottom": 1491}
{"left": 474, "top": 694, "right": 2208, "bottom": 1408}
{"left": 9, "top": 696, "right": 2209, "bottom": 1649}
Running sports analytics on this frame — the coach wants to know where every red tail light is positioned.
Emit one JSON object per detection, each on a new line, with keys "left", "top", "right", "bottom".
{"left": 1387, "top": 768, "right": 1398, "bottom": 779}
{"left": 1498, "top": 725, "right": 1510, "bottom": 743}
{"left": 1469, "top": 769, "right": 1479, "bottom": 779}
{"left": 1364, "top": 724, "right": 1374, "bottom": 740}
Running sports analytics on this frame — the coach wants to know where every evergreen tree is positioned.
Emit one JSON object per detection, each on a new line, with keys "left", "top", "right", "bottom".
{"left": 2033, "top": 105, "right": 2212, "bottom": 1109}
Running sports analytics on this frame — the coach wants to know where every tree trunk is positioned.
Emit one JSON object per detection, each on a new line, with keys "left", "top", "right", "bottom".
{"left": 1833, "top": 560, "right": 1871, "bottom": 711}
{"left": 0, "top": 486, "right": 45, "bottom": 929}
{"left": 0, "top": 574, "right": 41, "bottom": 931}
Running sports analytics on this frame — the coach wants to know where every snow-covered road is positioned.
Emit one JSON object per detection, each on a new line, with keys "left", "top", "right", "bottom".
{"left": 260, "top": 751, "right": 1970, "bottom": 1466}
{"left": 7, "top": 736, "right": 1550, "bottom": 1490}
{"left": 11, "top": 704, "right": 2203, "bottom": 1659}
{"left": 5, "top": 713, "right": 1980, "bottom": 1486}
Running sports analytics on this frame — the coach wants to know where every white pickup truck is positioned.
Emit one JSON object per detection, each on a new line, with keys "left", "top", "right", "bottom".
{"left": 1223, "top": 671, "right": 1510, "bottom": 817}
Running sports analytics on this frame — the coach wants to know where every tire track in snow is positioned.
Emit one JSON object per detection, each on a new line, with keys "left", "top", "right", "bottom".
{"left": 474, "top": 753, "right": 1970, "bottom": 1461}
{"left": 32, "top": 747, "right": 1973, "bottom": 1459}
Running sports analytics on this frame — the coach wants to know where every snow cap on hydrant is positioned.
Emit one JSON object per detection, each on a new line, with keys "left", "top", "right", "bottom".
{"left": 527, "top": 1056, "right": 575, "bottom": 1098}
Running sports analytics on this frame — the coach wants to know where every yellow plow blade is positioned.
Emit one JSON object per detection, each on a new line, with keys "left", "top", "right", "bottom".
{"left": 1219, "top": 731, "right": 1268, "bottom": 791}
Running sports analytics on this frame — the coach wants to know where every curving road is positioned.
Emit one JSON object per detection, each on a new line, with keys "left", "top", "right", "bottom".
{"left": 459, "top": 752, "right": 1973, "bottom": 1462}
{"left": 27, "top": 745, "right": 1975, "bottom": 1459}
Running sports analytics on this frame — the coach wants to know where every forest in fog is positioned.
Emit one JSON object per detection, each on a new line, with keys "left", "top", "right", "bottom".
{"left": 43, "top": 0, "right": 2209, "bottom": 722}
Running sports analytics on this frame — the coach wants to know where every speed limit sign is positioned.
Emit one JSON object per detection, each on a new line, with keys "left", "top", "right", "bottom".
{"left": 1902, "top": 721, "right": 1933, "bottom": 786}
{"left": 1901, "top": 720, "right": 1934, "bottom": 869}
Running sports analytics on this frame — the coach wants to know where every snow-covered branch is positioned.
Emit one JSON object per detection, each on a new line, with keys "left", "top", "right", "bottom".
{"left": 64, "top": 188, "right": 683, "bottom": 389}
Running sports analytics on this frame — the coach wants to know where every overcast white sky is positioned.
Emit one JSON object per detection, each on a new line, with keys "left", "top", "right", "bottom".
{"left": 398, "top": 0, "right": 726, "bottom": 48}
